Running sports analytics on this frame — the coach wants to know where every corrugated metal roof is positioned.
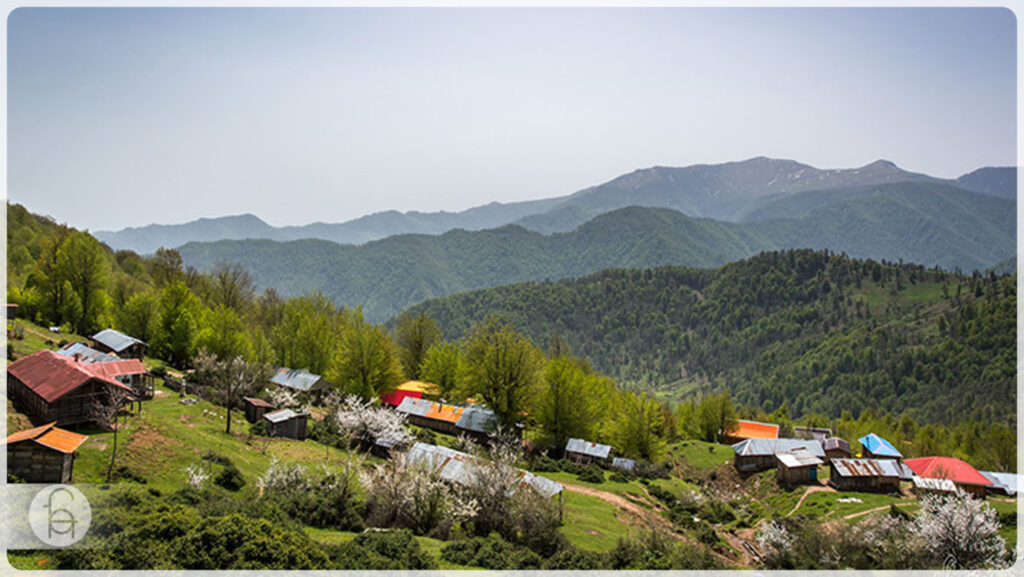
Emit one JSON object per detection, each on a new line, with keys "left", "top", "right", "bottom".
{"left": 4, "top": 422, "right": 88, "bottom": 454}
{"left": 91, "top": 328, "right": 146, "bottom": 352}
{"left": 565, "top": 438, "right": 613, "bottom": 459}
{"left": 732, "top": 438, "right": 825, "bottom": 458}
{"left": 406, "top": 442, "right": 562, "bottom": 497}
{"left": 424, "top": 402, "right": 464, "bottom": 424}
{"left": 794, "top": 426, "right": 832, "bottom": 441}
{"left": 726, "top": 420, "right": 780, "bottom": 440}
{"left": 905, "top": 456, "right": 992, "bottom": 487}
{"left": 612, "top": 457, "right": 636, "bottom": 472}
{"left": 269, "top": 367, "right": 329, "bottom": 392}
{"left": 396, "top": 397, "right": 434, "bottom": 417}
{"left": 57, "top": 342, "right": 119, "bottom": 363}
{"left": 776, "top": 448, "right": 823, "bottom": 468}
{"left": 831, "top": 458, "right": 907, "bottom": 478}
{"left": 823, "top": 438, "right": 851, "bottom": 454}
{"left": 83, "top": 359, "right": 147, "bottom": 379}
{"left": 7, "top": 350, "right": 134, "bottom": 402}
{"left": 913, "top": 477, "right": 957, "bottom": 492}
{"left": 243, "top": 396, "right": 275, "bottom": 409}
{"left": 397, "top": 381, "right": 440, "bottom": 394}
{"left": 456, "top": 405, "right": 498, "bottom": 434}
{"left": 264, "top": 408, "right": 307, "bottom": 423}
{"left": 980, "top": 472, "right": 1017, "bottom": 495}
{"left": 858, "top": 433, "right": 902, "bottom": 458}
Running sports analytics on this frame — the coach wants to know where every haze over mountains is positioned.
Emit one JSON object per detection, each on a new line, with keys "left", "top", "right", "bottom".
{"left": 94, "top": 158, "right": 1017, "bottom": 254}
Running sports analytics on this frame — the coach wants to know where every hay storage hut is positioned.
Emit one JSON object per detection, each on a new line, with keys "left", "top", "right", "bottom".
{"left": 5, "top": 422, "right": 88, "bottom": 483}
{"left": 775, "top": 448, "right": 823, "bottom": 485}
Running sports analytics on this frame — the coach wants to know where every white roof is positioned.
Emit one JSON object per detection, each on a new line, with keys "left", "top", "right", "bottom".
{"left": 913, "top": 477, "right": 957, "bottom": 492}
{"left": 775, "top": 448, "right": 823, "bottom": 468}
{"left": 732, "top": 438, "right": 825, "bottom": 458}
{"left": 406, "top": 442, "right": 562, "bottom": 497}
{"left": 264, "top": 408, "right": 307, "bottom": 423}
{"left": 566, "top": 437, "right": 613, "bottom": 459}
{"left": 91, "top": 328, "right": 146, "bottom": 352}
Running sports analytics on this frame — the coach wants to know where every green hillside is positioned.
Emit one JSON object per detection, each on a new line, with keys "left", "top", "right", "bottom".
{"left": 400, "top": 250, "right": 1016, "bottom": 426}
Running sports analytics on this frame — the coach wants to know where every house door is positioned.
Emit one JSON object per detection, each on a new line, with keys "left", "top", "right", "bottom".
{"left": 809, "top": 468, "right": 817, "bottom": 481}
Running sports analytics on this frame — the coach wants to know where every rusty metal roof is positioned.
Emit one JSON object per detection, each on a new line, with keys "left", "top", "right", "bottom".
{"left": 823, "top": 437, "right": 851, "bottom": 454}
{"left": 57, "top": 342, "right": 119, "bottom": 363}
{"left": 4, "top": 421, "right": 88, "bottom": 454}
{"left": 7, "top": 350, "right": 135, "bottom": 403}
{"left": 396, "top": 396, "right": 433, "bottom": 417}
{"left": 243, "top": 396, "right": 275, "bottom": 409}
{"left": 831, "top": 458, "right": 907, "bottom": 478}
{"left": 83, "top": 359, "right": 148, "bottom": 379}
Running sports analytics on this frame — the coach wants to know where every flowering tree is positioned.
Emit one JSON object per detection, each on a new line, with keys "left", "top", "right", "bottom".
{"left": 913, "top": 489, "right": 1007, "bottom": 569}
{"left": 757, "top": 521, "right": 795, "bottom": 568}
{"left": 333, "top": 395, "right": 413, "bottom": 449}
{"left": 193, "top": 350, "right": 272, "bottom": 434}
{"left": 266, "top": 386, "right": 301, "bottom": 410}
{"left": 184, "top": 464, "right": 210, "bottom": 490}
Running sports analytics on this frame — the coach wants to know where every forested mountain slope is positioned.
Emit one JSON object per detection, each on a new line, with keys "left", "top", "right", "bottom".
{"left": 400, "top": 250, "right": 1016, "bottom": 426}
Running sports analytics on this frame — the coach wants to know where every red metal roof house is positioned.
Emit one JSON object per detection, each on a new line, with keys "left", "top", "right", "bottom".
{"left": 904, "top": 456, "right": 993, "bottom": 499}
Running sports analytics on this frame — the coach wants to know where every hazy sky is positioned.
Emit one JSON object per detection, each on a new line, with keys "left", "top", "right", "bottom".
{"left": 6, "top": 7, "right": 1018, "bottom": 232}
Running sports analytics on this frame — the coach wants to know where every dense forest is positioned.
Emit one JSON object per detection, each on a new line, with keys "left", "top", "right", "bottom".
{"left": 400, "top": 250, "right": 1016, "bottom": 427}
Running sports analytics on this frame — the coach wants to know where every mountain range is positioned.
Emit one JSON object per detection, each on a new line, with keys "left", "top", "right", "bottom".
{"left": 94, "top": 158, "right": 1017, "bottom": 254}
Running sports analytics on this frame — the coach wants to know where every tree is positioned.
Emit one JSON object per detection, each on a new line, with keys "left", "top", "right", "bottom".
{"left": 420, "top": 341, "right": 461, "bottom": 399}
{"left": 198, "top": 305, "right": 252, "bottom": 361}
{"left": 361, "top": 452, "right": 477, "bottom": 535}
{"left": 193, "top": 350, "right": 271, "bottom": 435}
{"left": 913, "top": 490, "right": 1007, "bottom": 569}
{"left": 697, "top": 392, "right": 737, "bottom": 444}
{"left": 272, "top": 294, "right": 342, "bottom": 375}
{"left": 330, "top": 312, "right": 403, "bottom": 401}
{"left": 90, "top": 386, "right": 133, "bottom": 482}
{"left": 461, "top": 317, "right": 543, "bottom": 429}
{"left": 537, "top": 356, "right": 611, "bottom": 448}
{"left": 148, "top": 247, "right": 184, "bottom": 288}
{"left": 58, "top": 230, "right": 112, "bottom": 334}
{"left": 395, "top": 312, "right": 441, "bottom": 380}
{"left": 605, "top": 390, "right": 666, "bottom": 461}
{"left": 116, "top": 289, "right": 160, "bottom": 344}
{"left": 334, "top": 395, "right": 413, "bottom": 449}
{"left": 209, "top": 262, "right": 255, "bottom": 314}
{"left": 155, "top": 281, "right": 203, "bottom": 367}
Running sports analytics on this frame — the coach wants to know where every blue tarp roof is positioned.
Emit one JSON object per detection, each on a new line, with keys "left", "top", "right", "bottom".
{"left": 858, "top": 433, "right": 902, "bottom": 458}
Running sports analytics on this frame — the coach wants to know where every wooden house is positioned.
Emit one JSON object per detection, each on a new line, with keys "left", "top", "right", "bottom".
{"left": 90, "top": 328, "right": 148, "bottom": 360}
{"left": 980, "top": 472, "right": 1017, "bottom": 497}
{"left": 829, "top": 458, "right": 911, "bottom": 493}
{"left": 7, "top": 350, "right": 136, "bottom": 429}
{"left": 912, "top": 476, "right": 957, "bottom": 497}
{"left": 822, "top": 437, "right": 852, "bottom": 463}
{"left": 794, "top": 426, "right": 832, "bottom": 442}
{"left": 243, "top": 396, "right": 275, "bottom": 423}
{"left": 721, "top": 419, "right": 780, "bottom": 445}
{"left": 57, "top": 342, "right": 153, "bottom": 399}
{"left": 905, "top": 456, "right": 992, "bottom": 499}
{"left": 858, "top": 433, "right": 902, "bottom": 460}
{"left": 396, "top": 397, "right": 464, "bottom": 436}
{"left": 6, "top": 422, "right": 88, "bottom": 484}
{"left": 264, "top": 408, "right": 309, "bottom": 440}
{"left": 775, "top": 448, "right": 823, "bottom": 485}
{"left": 269, "top": 367, "right": 333, "bottom": 402}
{"left": 565, "top": 438, "right": 613, "bottom": 465}
{"left": 732, "top": 438, "right": 825, "bottom": 474}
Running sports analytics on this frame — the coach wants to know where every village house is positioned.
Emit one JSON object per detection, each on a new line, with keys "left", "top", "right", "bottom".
{"left": 5, "top": 422, "right": 89, "bottom": 484}
{"left": 911, "top": 476, "right": 957, "bottom": 497}
{"left": 732, "top": 438, "right": 824, "bottom": 473}
{"left": 794, "top": 426, "right": 832, "bottom": 442}
{"left": 775, "top": 448, "right": 823, "bottom": 485}
{"left": 565, "top": 438, "right": 613, "bottom": 465}
{"left": 829, "top": 458, "right": 913, "bottom": 493}
{"left": 858, "top": 433, "right": 902, "bottom": 460}
{"left": 7, "top": 350, "right": 136, "bottom": 429}
{"left": 269, "top": 367, "right": 333, "bottom": 402}
{"left": 612, "top": 457, "right": 637, "bottom": 473}
{"left": 58, "top": 341, "right": 119, "bottom": 363}
{"left": 980, "top": 471, "right": 1017, "bottom": 497}
{"left": 263, "top": 408, "right": 310, "bottom": 440}
{"left": 380, "top": 380, "right": 440, "bottom": 407}
{"left": 456, "top": 404, "right": 504, "bottom": 441}
{"left": 822, "top": 437, "right": 852, "bottom": 463}
{"left": 57, "top": 342, "right": 154, "bottom": 399}
{"left": 396, "top": 397, "right": 464, "bottom": 435}
{"left": 904, "top": 456, "right": 992, "bottom": 499}
{"left": 242, "top": 396, "right": 276, "bottom": 423}
{"left": 90, "top": 328, "right": 148, "bottom": 360}
{"left": 721, "top": 419, "right": 780, "bottom": 445}
{"left": 406, "top": 442, "right": 563, "bottom": 498}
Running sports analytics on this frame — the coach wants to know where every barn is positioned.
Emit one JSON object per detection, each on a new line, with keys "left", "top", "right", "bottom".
{"left": 395, "top": 397, "right": 464, "bottom": 436}
{"left": 565, "top": 438, "right": 613, "bottom": 465}
{"left": 904, "top": 456, "right": 992, "bottom": 499}
{"left": 775, "top": 448, "right": 823, "bottom": 485}
{"left": 6, "top": 422, "right": 88, "bottom": 484}
{"left": 242, "top": 396, "right": 276, "bottom": 423}
{"left": 90, "top": 328, "right": 148, "bottom": 360}
{"left": 829, "top": 458, "right": 912, "bottom": 493}
{"left": 858, "top": 433, "right": 902, "bottom": 460}
{"left": 263, "top": 408, "right": 310, "bottom": 440}
{"left": 721, "top": 420, "right": 780, "bottom": 445}
{"left": 822, "top": 437, "right": 852, "bottom": 463}
{"left": 7, "top": 350, "right": 136, "bottom": 429}
{"left": 57, "top": 342, "right": 153, "bottom": 398}
{"left": 732, "top": 438, "right": 825, "bottom": 474}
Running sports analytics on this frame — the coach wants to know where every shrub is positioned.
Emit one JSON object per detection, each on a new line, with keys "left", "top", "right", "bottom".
{"left": 414, "top": 427, "right": 437, "bottom": 445}
{"left": 528, "top": 453, "right": 560, "bottom": 472}
{"left": 351, "top": 530, "right": 437, "bottom": 569}
{"left": 576, "top": 464, "right": 605, "bottom": 484}
{"left": 201, "top": 450, "right": 232, "bottom": 466}
{"left": 114, "top": 465, "right": 147, "bottom": 484}
{"left": 542, "top": 546, "right": 607, "bottom": 569}
{"left": 249, "top": 420, "right": 268, "bottom": 436}
{"left": 441, "top": 534, "right": 539, "bottom": 570}
{"left": 214, "top": 464, "right": 246, "bottom": 492}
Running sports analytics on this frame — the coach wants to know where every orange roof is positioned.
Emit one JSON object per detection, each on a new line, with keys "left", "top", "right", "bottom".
{"left": 424, "top": 402, "right": 465, "bottom": 424}
{"left": 726, "top": 419, "right": 780, "bottom": 440}
{"left": 5, "top": 422, "right": 88, "bottom": 454}
{"left": 397, "top": 381, "right": 440, "bottom": 395}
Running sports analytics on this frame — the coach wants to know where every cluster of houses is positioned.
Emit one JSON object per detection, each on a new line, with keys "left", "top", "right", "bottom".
{"left": 725, "top": 419, "right": 1016, "bottom": 499}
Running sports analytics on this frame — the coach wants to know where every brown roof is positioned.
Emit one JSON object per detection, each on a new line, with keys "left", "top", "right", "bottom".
{"left": 243, "top": 396, "right": 275, "bottom": 409}
{"left": 7, "top": 350, "right": 134, "bottom": 402}
{"left": 5, "top": 422, "right": 88, "bottom": 454}
{"left": 83, "top": 359, "right": 148, "bottom": 379}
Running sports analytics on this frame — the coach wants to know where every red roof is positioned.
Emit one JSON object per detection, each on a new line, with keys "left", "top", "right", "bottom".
{"left": 5, "top": 422, "right": 88, "bottom": 453}
{"left": 243, "top": 396, "right": 275, "bottom": 409}
{"left": 904, "top": 456, "right": 992, "bottom": 487}
{"left": 726, "top": 419, "right": 780, "bottom": 440}
{"left": 83, "top": 359, "right": 147, "bottom": 379}
{"left": 7, "top": 350, "right": 134, "bottom": 403}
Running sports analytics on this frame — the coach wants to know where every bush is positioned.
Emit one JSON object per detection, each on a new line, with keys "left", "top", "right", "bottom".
{"left": 213, "top": 464, "right": 246, "bottom": 492}
{"left": 413, "top": 427, "right": 437, "bottom": 445}
{"left": 249, "top": 420, "right": 268, "bottom": 436}
{"left": 440, "top": 534, "right": 540, "bottom": 570}
{"left": 201, "top": 451, "right": 232, "bottom": 466}
{"left": 542, "top": 546, "right": 607, "bottom": 569}
{"left": 114, "top": 465, "right": 147, "bottom": 484}
{"left": 557, "top": 458, "right": 582, "bottom": 475}
{"left": 528, "top": 453, "right": 560, "bottom": 472}
{"left": 351, "top": 530, "right": 437, "bottom": 569}
{"left": 576, "top": 464, "right": 605, "bottom": 484}
{"left": 694, "top": 523, "right": 719, "bottom": 546}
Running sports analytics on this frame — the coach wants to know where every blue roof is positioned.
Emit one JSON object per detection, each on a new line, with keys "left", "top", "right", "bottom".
{"left": 858, "top": 433, "right": 902, "bottom": 458}
{"left": 57, "top": 342, "right": 119, "bottom": 364}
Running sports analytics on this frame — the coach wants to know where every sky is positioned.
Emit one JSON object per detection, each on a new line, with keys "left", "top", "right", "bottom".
{"left": 5, "top": 6, "right": 1018, "bottom": 232}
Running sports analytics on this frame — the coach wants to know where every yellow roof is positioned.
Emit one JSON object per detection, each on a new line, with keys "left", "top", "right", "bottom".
{"left": 397, "top": 380, "right": 440, "bottom": 394}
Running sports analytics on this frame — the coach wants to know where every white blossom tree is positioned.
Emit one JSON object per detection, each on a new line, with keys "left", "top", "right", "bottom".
{"left": 184, "top": 464, "right": 210, "bottom": 490}
{"left": 757, "top": 521, "right": 794, "bottom": 567}
{"left": 333, "top": 395, "right": 413, "bottom": 450}
{"left": 913, "top": 489, "right": 1007, "bottom": 569}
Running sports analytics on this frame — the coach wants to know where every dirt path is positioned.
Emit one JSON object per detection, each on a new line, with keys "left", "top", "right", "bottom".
{"left": 786, "top": 484, "right": 835, "bottom": 517}
{"left": 842, "top": 502, "right": 913, "bottom": 521}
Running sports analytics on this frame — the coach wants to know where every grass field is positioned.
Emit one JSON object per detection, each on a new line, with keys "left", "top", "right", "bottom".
{"left": 557, "top": 490, "right": 637, "bottom": 552}
{"left": 667, "top": 439, "right": 735, "bottom": 470}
